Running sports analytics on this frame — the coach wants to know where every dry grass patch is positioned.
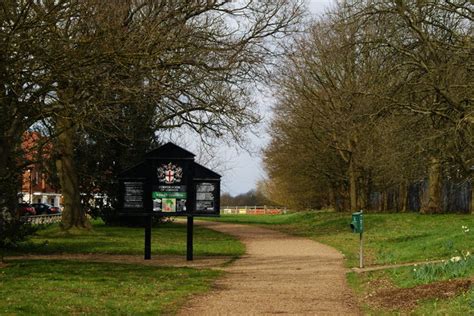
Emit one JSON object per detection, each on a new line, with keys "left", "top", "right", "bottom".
{"left": 369, "top": 278, "right": 472, "bottom": 311}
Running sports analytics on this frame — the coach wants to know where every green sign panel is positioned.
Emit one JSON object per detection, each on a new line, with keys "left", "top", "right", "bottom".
{"left": 152, "top": 191, "right": 187, "bottom": 199}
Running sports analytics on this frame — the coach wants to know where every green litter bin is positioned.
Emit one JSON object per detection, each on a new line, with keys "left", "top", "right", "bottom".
{"left": 350, "top": 211, "right": 363, "bottom": 233}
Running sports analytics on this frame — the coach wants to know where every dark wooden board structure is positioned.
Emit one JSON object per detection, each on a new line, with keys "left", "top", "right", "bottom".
{"left": 119, "top": 142, "right": 221, "bottom": 217}
{"left": 117, "top": 142, "right": 221, "bottom": 260}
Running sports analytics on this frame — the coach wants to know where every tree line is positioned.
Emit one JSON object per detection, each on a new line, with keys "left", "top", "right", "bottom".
{"left": 1, "top": 0, "right": 304, "bottom": 230}
{"left": 263, "top": 0, "right": 473, "bottom": 213}
{"left": 221, "top": 182, "right": 277, "bottom": 207}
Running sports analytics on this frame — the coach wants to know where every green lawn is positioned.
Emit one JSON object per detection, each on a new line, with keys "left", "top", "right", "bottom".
{"left": 0, "top": 260, "right": 220, "bottom": 315}
{"left": 210, "top": 211, "right": 474, "bottom": 314}
{"left": 1, "top": 219, "right": 244, "bottom": 315}
{"left": 4, "top": 212, "right": 473, "bottom": 314}
{"left": 13, "top": 220, "right": 244, "bottom": 258}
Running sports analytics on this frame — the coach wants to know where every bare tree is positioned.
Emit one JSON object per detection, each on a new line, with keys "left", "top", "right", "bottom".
{"left": 266, "top": 3, "right": 391, "bottom": 211}
{"left": 1, "top": 1, "right": 304, "bottom": 229}
{"left": 264, "top": 1, "right": 473, "bottom": 213}
{"left": 0, "top": 1, "right": 72, "bottom": 221}
{"left": 350, "top": 0, "right": 473, "bottom": 213}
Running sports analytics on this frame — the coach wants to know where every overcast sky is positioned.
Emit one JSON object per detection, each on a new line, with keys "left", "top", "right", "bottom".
{"left": 213, "top": 0, "right": 335, "bottom": 195}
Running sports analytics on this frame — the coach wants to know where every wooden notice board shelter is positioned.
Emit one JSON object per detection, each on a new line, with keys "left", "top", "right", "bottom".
{"left": 118, "top": 142, "right": 221, "bottom": 260}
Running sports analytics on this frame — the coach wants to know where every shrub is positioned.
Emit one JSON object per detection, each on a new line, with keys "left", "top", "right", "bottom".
{"left": 0, "top": 212, "right": 37, "bottom": 262}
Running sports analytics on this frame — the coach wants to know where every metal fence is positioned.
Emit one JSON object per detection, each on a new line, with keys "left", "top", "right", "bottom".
{"left": 22, "top": 214, "right": 62, "bottom": 225}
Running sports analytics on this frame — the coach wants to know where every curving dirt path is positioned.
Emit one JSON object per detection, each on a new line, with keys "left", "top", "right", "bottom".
{"left": 179, "top": 221, "right": 360, "bottom": 315}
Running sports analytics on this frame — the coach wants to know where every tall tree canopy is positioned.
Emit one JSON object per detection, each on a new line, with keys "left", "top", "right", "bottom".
{"left": 264, "top": 0, "right": 473, "bottom": 213}
{"left": 1, "top": 0, "right": 304, "bottom": 229}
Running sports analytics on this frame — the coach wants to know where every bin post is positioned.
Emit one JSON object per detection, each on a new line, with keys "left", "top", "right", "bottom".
{"left": 349, "top": 210, "right": 364, "bottom": 268}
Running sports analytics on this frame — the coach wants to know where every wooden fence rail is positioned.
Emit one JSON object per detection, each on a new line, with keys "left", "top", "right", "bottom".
{"left": 221, "top": 206, "right": 287, "bottom": 215}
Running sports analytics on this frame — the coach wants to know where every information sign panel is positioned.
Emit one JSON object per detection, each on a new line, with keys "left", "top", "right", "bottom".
{"left": 192, "top": 162, "right": 220, "bottom": 216}
{"left": 195, "top": 182, "right": 218, "bottom": 214}
{"left": 124, "top": 181, "right": 144, "bottom": 208}
{"left": 148, "top": 158, "right": 194, "bottom": 216}
{"left": 119, "top": 177, "right": 146, "bottom": 215}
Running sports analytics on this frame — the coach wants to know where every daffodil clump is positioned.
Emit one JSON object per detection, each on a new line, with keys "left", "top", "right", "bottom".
{"left": 411, "top": 225, "right": 473, "bottom": 283}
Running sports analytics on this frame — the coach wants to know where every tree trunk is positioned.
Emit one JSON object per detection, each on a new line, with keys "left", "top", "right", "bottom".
{"left": 380, "top": 191, "right": 388, "bottom": 212}
{"left": 421, "top": 157, "right": 443, "bottom": 214}
{"left": 470, "top": 181, "right": 474, "bottom": 215}
{"left": 399, "top": 180, "right": 408, "bottom": 212}
{"left": 348, "top": 157, "right": 358, "bottom": 212}
{"left": 329, "top": 185, "right": 337, "bottom": 211}
{"left": 0, "top": 137, "right": 20, "bottom": 218}
{"left": 357, "top": 173, "right": 370, "bottom": 211}
{"left": 55, "top": 116, "right": 90, "bottom": 230}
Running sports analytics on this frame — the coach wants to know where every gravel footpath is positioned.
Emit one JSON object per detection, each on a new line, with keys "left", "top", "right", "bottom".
{"left": 179, "top": 221, "right": 360, "bottom": 315}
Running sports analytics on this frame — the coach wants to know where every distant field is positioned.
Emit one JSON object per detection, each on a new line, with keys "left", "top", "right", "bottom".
{"left": 209, "top": 211, "right": 474, "bottom": 314}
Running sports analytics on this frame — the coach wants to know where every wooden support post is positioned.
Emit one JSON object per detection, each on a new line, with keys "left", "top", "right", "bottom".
{"left": 187, "top": 215, "right": 194, "bottom": 261}
{"left": 144, "top": 215, "right": 152, "bottom": 260}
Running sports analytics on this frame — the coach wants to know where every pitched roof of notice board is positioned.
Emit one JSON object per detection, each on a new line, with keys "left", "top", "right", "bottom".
{"left": 118, "top": 161, "right": 146, "bottom": 177}
{"left": 145, "top": 142, "right": 195, "bottom": 159}
{"left": 194, "top": 162, "right": 221, "bottom": 180}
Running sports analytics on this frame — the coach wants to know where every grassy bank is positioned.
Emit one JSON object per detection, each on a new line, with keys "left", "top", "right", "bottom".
{"left": 211, "top": 211, "right": 474, "bottom": 314}
{"left": 0, "top": 260, "right": 220, "bottom": 315}
{"left": 212, "top": 212, "right": 473, "bottom": 267}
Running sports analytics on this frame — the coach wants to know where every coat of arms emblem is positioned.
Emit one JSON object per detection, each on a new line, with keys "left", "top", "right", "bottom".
{"left": 157, "top": 163, "right": 183, "bottom": 184}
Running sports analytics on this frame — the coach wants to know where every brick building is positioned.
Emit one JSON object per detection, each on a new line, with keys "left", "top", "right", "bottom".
{"left": 19, "top": 132, "right": 62, "bottom": 207}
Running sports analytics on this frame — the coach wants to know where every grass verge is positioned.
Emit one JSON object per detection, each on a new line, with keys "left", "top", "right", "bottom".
{"left": 0, "top": 260, "right": 221, "bottom": 315}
